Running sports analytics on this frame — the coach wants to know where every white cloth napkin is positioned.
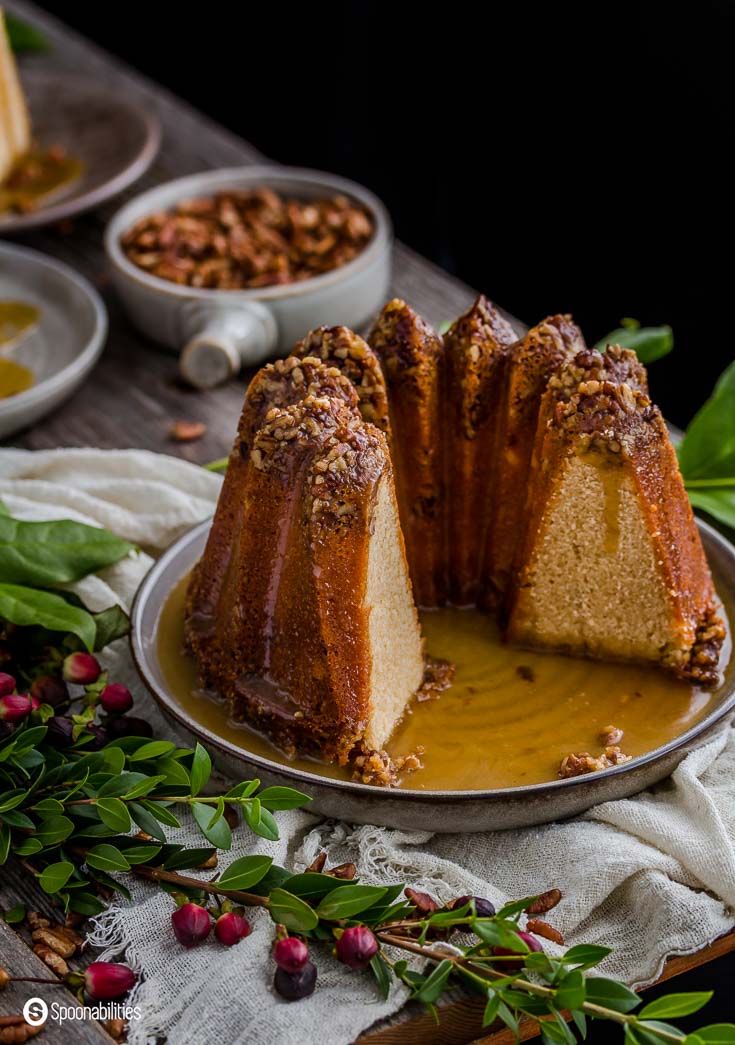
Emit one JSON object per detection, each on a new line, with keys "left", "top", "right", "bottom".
{"left": 1, "top": 447, "right": 734, "bottom": 1045}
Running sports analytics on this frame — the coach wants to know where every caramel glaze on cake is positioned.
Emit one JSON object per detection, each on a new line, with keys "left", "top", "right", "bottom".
{"left": 368, "top": 299, "right": 447, "bottom": 607}
{"left": 443, "top": 296, "right": 517, "bottom": 605}
{"left": 505, "top": 381, "right": 726, "bottom": 685}
{"left": 185, "top": 356, "right": 424, "bottom": 765}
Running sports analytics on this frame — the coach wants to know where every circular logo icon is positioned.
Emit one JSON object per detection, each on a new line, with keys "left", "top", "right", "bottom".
{"left": 23, "top": 997, "right": 48, "bottom": 1027}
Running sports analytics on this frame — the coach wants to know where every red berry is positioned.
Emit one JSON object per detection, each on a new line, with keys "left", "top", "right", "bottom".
{"left": 0, "top": 693, "right": 38, "bottom": 723}
{"left": 171, "top": 903, "right": 211, "bottom": 948}
{"left": 274, "top": 961, "right": 317, "bottom": 1000}
{"left": 30, "top": 675, "right": 70, "bottom": 709}
{"left": 492, "top": 931, "right": 543, "bottom": 971}
{"left": 99, "top": 683, "right": 134, "bottom": 714}
{"left": 84, "top": 962, "right": 136, "bottom": 1000}
{"left": 62, "top": 652, "right": 101, "bottom": 685}
{"left": 335, "top": 926, "right": 378, "bottom": 970}
{"left": 274, "top": 936, "right": 309, "bottom": 973}
{"left": 214, "top": 912, "right": 251, "bottom": 946}
{"left": 105, "top": 715, "right": 153, "bottom": 740}
{"left": 0, "top": 672, "right": 16, "bottom": 697}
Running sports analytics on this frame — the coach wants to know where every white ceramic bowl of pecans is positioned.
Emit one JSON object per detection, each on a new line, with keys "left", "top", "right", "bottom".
{"left": 105, "top": 165, "right": 393, "bottom": 387}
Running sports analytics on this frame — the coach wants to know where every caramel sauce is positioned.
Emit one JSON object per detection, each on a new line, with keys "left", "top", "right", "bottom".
{"left": 0, "top": 357, "right": 34, "bottom": 398}
{"left": 0, "top": 301, "right": 39, "bottom": 348}
{"left": 157, "top": 574, "right": 730, "bottom": 790}
{"left": 0, "top": 150, "right": 83, "bottom": 215}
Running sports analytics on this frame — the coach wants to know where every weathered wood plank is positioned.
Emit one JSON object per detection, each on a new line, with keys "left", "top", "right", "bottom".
{"left": 0, "top": 919, "right": 113, "bottom": 1043}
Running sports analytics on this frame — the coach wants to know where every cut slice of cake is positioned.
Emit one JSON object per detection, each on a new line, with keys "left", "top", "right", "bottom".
{"left": 0, "top": 8, "right": 31, "bottom": 184}
{"left": 443, "top": 295, "right": 517, "bottom": 605}
{"left": 293, "top": 325, "right": 391, "bottom": 436}
{"left": 369, "top": 299, "right": 447, "bottom": 607}
{"left": 185, "top": 360, "right": 424, "bottom": 764}
{"left": 482, "top": 314, "right": 585, "bottom": 605}
{"left": 505, "top": 380, "right": 726, "bottom": 684}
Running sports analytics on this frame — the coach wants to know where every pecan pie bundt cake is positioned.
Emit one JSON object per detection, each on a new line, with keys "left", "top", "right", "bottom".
{"left": 185, "top": 298, "right": 726, "bottom": 767}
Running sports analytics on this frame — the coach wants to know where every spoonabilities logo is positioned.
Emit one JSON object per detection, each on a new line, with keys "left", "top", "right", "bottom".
{"left": 23, "top": 997, "right": 48, "bottom": 1027}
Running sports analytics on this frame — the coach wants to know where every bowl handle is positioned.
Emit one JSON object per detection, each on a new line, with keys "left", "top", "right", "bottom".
{"left": 179, "top": 301, "right": 278, "bottom": 388}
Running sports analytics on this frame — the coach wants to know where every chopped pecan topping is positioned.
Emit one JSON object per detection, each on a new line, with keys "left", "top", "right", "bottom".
{"left": 122, "top": 189, "right": 374, "bottom": 290}
{"left": 559, "top": 745, "right": 632, "bottom": 778}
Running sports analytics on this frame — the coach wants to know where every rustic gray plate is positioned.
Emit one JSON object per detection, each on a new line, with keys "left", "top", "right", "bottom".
{"left": 131, "top": 518, "right": 735, "bottom": 833}
{"left": 0, "top": 72, "right": 160, "bottom": 234}
{"left": 0, "top": 242, "right": 107, "bottom": 438}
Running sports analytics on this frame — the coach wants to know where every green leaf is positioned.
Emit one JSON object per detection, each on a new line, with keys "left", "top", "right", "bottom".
{"left": 686, "top": 488, "right": 735, "bottom": 531}
{"left": 473, "top": 919, "right": 530, "bottom": 951}
{"left": 33, "top": 797, "right": 64, "bottom": 815}
{"left": 225, "top": 780, "right": 260, "bottom": 799}
{"left": 85, "top": 843, "right": 130, "bottom": 872}
{"left": 483, "top": 990, "right": 500, "bottom": 1027}
{"left": 285, "top": 873, "right": 359, "bottom": 901}
{"left": 218, "top": 854, "right": 273, "bottom": 890}
{"left": 316, "top": 885, "right": 388, "bottom": 920}
{"left": 128, "top": 802, "right": 167, "bottom": 842}
{"left": 0, "top": 823, "right": 10, "bottom": 864}
{"left": 3, "top": 903, "right": 26, "bottom": 924}
{"left": 68, "top": 891, "right": 107, "bottom": 916}
{"left": 5, "top": 13, "right": 48, "bottom": 52}
{"left": 93, "top": 605, "right": 130, "bottom": 651}
{"left": 246, "top": 805, "right": 279, "bottom": 842}
{"left": 571, "top": 1009, "right": 587, "bottom": 1039}
{"left": 256, "top": 786, "right": 311, "bottom": 810}
{"left": 120, "top": 775, "right": 167, "bottom": 801}
{"left": 155, "top": 758, "right": 190, "bottom": 787}
{"left": 189, "top": 743, "right": 211, "bottom": 797}
{"left": 690, "top": 1028, "right": 735, "bottom": 1044}
{"left": 640, "top": 991, "right": 713, "bottom": 1019}
{"left": 191, "top": 801, "right": 231, "bottom": 849}
{"left": 139, "top": 799, "right": 181, "bottom": 828}
{"left": 39, "top": 861, "right": 75, "bottom": 894}
{"left": 0, "top": 789, "right": 29, "bottom": 813}
{"left": 128, "top": 740, "right": 176, "bottom": 763}
{"left": 96, "top": 797, "right": 132, "bottom": 834}
{"left": 119, "top": 845, "right": 162, "bottom": 866}
{"left": 268, "top": 888, "right": 319, "bottom": 932}
{"left": 679, "top": 361, "right": 735, "bottom": 481}
{"left": 35, "top": 815, "right": 75, "bottom": 846}
{"left": 0, "top": 514, "right": 132, "bottom": 587}
{"left": 595, "top": 320, "right": 673, "bottom": 365}
{"left": 161, "top": 847, "right": 215, "bottom": 871}
{"left": 369, "top": 952, "right": 391, "bottom": 1001}
{"left": 555, "top": 969, "right": 586, "bottom": 1010}
{"left": 413, "top": 959, "right": 453, "bottom": 1005}
{"left": 562, "top": 944, "right": 612, "bottom": 969}
{"left": 13, "top": 837, "right": 43, "bottom": 856}
{"left": 585, "top": 977, "right": 640, "bottom": 1014}
{"left": 0, "top": 584, "right": 96, "bottom": 650}
{"left": 496, "top": 999, "right": 519, "bottom": 1037}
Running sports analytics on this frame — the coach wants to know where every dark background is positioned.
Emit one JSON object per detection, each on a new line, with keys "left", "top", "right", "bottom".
{"left": 37, "top": 0, "right": 735, "bottom": 1030}
{"left": 40, "top": 0, "right": 735, "bottom": 431}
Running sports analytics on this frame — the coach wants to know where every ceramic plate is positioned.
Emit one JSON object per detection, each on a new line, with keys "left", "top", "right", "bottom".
{"left": 0, "top": 242, "right": 107, "bottom": 438}
{"left": 130, "top": 517, "right": 735, "bottom": 833}
{"left": 0, "top": 72, "right": 160, "bottom": 234}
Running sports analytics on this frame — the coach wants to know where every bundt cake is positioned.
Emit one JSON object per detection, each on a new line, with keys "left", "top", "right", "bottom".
{"left": 185, "top": 296, "right": 727, "bottom": 774}
{"left": 185, "top": 356, "right": 424, "bottom": 764}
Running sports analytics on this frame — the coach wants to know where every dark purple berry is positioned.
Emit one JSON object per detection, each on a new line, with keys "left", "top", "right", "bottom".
{"left": 31, "top": 675, "right": 70, "bottom": 710}
{"left": 274, "top": 937, "right": 308, "bottom": 973}
{"left": 274, "top": 960, "right": 317, "bottom": 1000}
{"left": 86, "top": 723, "right": 109, "bottom": 749}
{"left": 450, "top": 894, "right": 496, "bottom": 932}
{"left": 46, "top": 716, "right": 75, "bottom": 749}
{"left": 0, "top": 721, "right": 13, "bottom": 740}
{"left": 105, "top": 715, "right": 153, "bottom": 740}
{"left": 492, "top": 931, "right": 543, "bottom": 970}
{"left": 335, "top": 926, "right": 378, "bottom": 970}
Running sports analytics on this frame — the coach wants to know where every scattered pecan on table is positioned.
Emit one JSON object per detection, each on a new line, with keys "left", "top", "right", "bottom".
{"left": 121, "top": 188, "right": 375, "bottom": 290}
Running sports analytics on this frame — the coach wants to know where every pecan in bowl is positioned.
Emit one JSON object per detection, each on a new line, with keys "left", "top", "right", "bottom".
{"left": 121, "top": 187, "right": 375, "bottom": 291}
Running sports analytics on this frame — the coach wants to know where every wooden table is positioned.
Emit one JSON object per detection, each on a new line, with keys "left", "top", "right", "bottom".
{"left": 1, "top": 3, "right": 734, "bottom": 1042}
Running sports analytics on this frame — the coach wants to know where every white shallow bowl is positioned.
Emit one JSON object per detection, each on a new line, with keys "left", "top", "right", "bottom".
{"left": 105, "top": 165, "right": 393, "bottom": 387}
{"left": 0, "top": 243, "right": 107, "bottom": 439}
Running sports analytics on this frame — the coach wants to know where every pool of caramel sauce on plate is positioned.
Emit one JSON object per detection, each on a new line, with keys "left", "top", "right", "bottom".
{"left": 0, "top": 301, "right": 39, "bottom": 398}
{"left": 157, "top": 575, "right": 727, "bottom": 790}
{"left": 0, "top": 151, "right": 83, "bottom": 214}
